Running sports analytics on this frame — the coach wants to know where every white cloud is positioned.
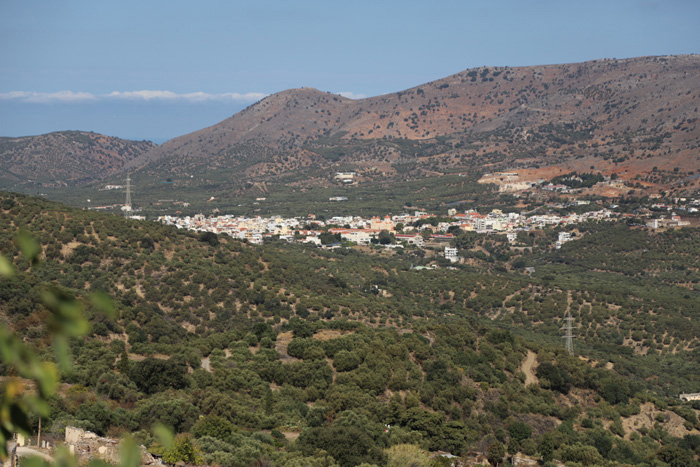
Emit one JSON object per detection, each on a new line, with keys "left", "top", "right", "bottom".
{"left": 219, "top": 92, "right": 269, "bottom": 102}
{"left": 107, "top": 90, "right": 268, "bottom": 103}
{"left": 107, "top": 90, "right": 181, "bottom": 101}
{"left": 0, "top": 90, "right": 266, "bottom": 104}
{"left": 0, "top": 90, "right": 96, "bottom": 103}
{"left": 337, "top": 91, "right": 367, "bottom": 100}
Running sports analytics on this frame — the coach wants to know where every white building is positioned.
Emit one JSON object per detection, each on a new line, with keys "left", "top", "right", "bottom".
{"left": 396, "top": 234, "right": 425, "bottom": 247}
{"left": 444, "top": 246, "right": 459, "bottom": 262}
{"left": 334, "top": 172, "right": 356, "bottom": 183}
{"left": 556, "top": 231, "right": 572, "bottom": 249}
{"left": 340, "top": 230, "right": 373, "bottom": 245}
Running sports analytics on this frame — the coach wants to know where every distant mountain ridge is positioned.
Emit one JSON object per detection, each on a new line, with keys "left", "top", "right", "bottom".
{"left": 127, "top": 54, "right": 700, "bottom": 194}
{"left": 0, "top": 131, "right": 156, "bottom": 189}
{"left": 4, "top": 55, "right": 700, "bottom": 200}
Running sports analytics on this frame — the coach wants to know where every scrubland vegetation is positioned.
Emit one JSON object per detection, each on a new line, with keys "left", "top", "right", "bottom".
{"left": 2, "top": 191, "right": 700, "bottom": 466}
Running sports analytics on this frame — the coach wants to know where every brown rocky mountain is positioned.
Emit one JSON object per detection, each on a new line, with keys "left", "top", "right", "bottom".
{"left": 130, "top": 55, "right": 700, "bottom": 195}
{"left": 0, "top": 131, "right": 156, "bottom": 189}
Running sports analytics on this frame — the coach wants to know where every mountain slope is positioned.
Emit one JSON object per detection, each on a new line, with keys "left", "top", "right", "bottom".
{"left": 3, "top": 192, "right": 700, "bottom": 466}
{"left": 0, "top": 131, "right": 156, "bottom": 189}
{"left": 131, "top": 55, "right": 700, "bottom": 192}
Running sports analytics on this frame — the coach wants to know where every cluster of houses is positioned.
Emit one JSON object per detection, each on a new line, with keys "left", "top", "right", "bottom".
{"left": 645, "top": 214, "right": 690, "bottom": 229}
{"left": 644, "top": 197, "right": 699, "bottom": 227}
{"left": 157, "top": 207, "right": 617, "bottom": 256}
{"left": 155, "top": 196, "right": 696, "bottom": 261}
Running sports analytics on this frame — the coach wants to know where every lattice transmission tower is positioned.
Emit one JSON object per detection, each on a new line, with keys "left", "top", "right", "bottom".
{"left": 561, "top": 312, "right": 575, "bottom": 356}
{"left": 123, "top": 175, "right": 132, "bottom": 218}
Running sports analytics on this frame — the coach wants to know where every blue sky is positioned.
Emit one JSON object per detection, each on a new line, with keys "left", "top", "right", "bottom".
{"left": 1, "top": 0, "right": 698, "bottom": 142}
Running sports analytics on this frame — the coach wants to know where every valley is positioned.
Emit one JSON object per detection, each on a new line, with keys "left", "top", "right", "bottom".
{"left": 4, "top": 56, "right": 700, "bottom": 219}
{"left": 2, "top": 54, "right": 700, "bottom": 467}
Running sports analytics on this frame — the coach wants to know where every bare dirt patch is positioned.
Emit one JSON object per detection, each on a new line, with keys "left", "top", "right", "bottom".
{"left": 622, "top": 402, "right": 700, "bottom": 439}
{"left": 128, "top": 353, "right": 168, "bottom": 362}
{"left": 269, "top": 382, "right": 282, "bottom": 391}
{"left": 521, "top": 350, "right": 539, "bottom": 386}
{"left": 276, "top": 331, "right": 300, "bottom": 364}
{"left": 281, "top": 431, "right": 300, "bottom": 442}
{"left": 60, "top": 241, "right": 81, "bottom": 257}
{"left": 312, "top": 329, "right": 353, "bottom": 341}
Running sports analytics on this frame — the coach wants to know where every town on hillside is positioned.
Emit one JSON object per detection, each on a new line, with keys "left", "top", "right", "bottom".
{"left": 156, "top": 201, "right": 693, "bottom": 265}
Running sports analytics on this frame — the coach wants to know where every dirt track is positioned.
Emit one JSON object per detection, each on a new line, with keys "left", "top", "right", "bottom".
{"left": 521, "top": 350, "right": 539, "bottom": 386}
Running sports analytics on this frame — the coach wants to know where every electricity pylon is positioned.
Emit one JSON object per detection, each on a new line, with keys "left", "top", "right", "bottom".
{"left": 562, "top": 312, "right": 575, "bottom": 356}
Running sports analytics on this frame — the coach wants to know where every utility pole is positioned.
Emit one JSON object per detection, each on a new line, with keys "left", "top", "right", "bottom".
{"left": 562, "top": 312, "right": 575, "bottom": 356}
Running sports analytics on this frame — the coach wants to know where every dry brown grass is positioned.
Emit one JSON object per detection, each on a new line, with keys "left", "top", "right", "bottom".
{"left": 312, "top": 329, "right": 353, "bottom": 341}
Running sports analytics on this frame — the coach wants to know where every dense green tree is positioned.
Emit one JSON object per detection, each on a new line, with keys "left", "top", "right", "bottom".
{"left": 128, "top": 357, "right": 189, "bottom": 394}
{"left": 199, "top": 231, "right": 219, "bottom": 246}
{"left": 297, "top": 426, "right": 386, "bottom": 467}
{"left": 599, "top": 378, "right": 631, "bottom": 405}
{"left": 319, "top": 232, "right": 341, "bottom": 245}
{"left": 560, "top": 443, "right": 603, "bottom": 466}
{"left": 538, "top": 433, "right": 556, "bottom": 462}
{"left": 333, "top": 350, "right": 361, "bottom": 372}
{"left": 162, "top": 434, "right": 204, "bottom": 465}
{"left": 140, "top": 236, "right": 155, "bottom": 251}
{"left": 537, "top": 362, "right": 571, "bottom": 394}
{"left": 117, "top": 349, "right": 130, "bottom": 375}
{"left": 74, "top": 400, "right": 113, "bottom": 436}
{"left": 657, "top": 445, "right": 700, "bottom": 467}
{"left": 191, "top": 415, "right": 235, "bottom": 441}
{"left": 378, "top": 230, "right": 395, "bottom": 245}
{"left": 136, "top": 396, "right": 198, "bottom": 433}
{"left": 488, "top": 441, "right": 506, "bottom": 467}
{"left": 507, "top": 420, "right": 532, "bottom": 443}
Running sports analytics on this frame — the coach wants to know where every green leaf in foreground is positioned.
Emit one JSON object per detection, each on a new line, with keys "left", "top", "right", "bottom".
{"left": 0, "top": 256, "right": 13, "bottom": 277}
{"left": 89, "top": 291, "right": 116, "bottom": 320}
{"left": 16, "top": 230, "right": 41, "bottom": 266}
{"left": 43, "top": 286, "right": 89, "bottom": 337}
{"left": 152, "top": 423, "right": 174, "bottom": 451}
{"left": 119, "top": 436, "right": 141, "bottom": 467}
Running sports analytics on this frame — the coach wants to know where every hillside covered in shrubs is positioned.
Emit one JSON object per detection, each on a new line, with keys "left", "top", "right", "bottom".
{"left": 1, "top": 192, "right": 700, "bottom": 466}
